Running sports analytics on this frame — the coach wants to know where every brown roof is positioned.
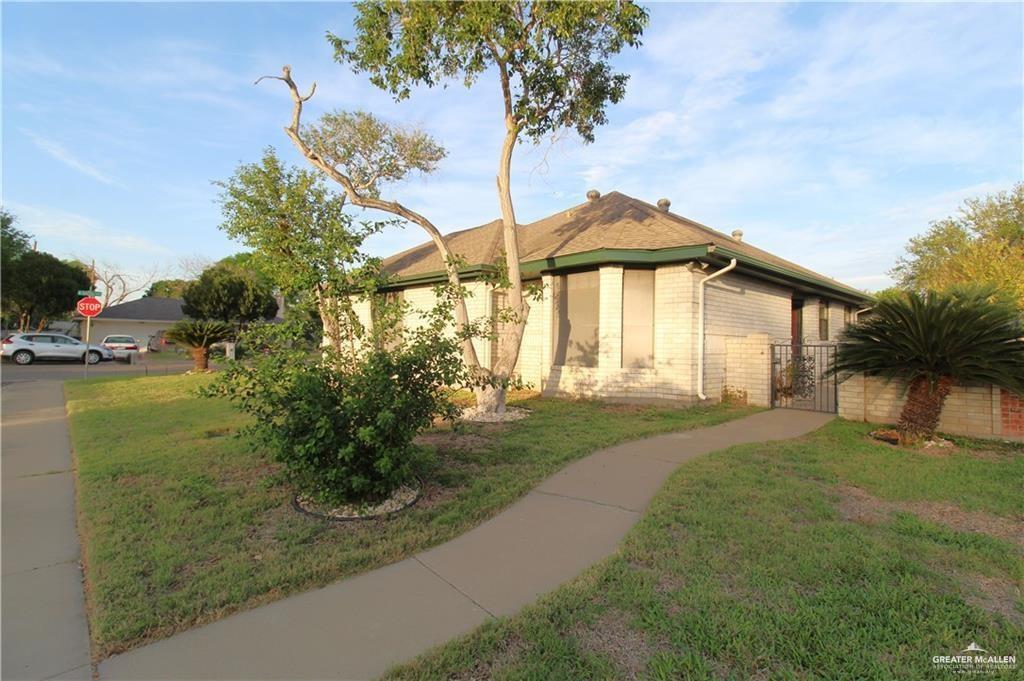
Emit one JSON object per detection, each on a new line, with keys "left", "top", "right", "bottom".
{"left": 383, "top": 191, "right": 865, "bottom": 298}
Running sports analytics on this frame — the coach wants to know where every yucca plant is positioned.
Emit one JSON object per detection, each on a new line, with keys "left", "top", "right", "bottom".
{"left": 832, "top": 286, "right": 1024, "bottom": 444}
{"left": 165, "top": 319, "right": 235, "bottom": 372}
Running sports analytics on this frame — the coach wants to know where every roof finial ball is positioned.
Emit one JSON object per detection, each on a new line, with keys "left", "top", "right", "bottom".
{"left": 586, "top": 189, "right": 601, "bottom": 202}
{"left": 657, "top": 198, "right": 671, "bottom": 212}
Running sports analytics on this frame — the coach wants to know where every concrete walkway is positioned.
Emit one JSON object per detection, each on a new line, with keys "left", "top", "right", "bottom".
{"left": 2, "top": 378, "right": 92, "bottom": 681}
{"left": 100, "top": 408, "right": 832, "bottom": 681}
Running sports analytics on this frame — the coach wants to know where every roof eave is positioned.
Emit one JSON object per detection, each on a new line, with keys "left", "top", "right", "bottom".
{"left": 380, "top": 245, "right": 712, "bottom": 289}
{"left": 707, "top": 246, "right": 872, "bottom": 305}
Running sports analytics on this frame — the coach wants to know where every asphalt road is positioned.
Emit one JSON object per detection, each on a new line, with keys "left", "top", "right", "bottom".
{"left": 1, "top": 358, "right": 196, "bottom": 385}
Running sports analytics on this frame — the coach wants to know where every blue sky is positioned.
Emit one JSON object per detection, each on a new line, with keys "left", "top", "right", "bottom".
{"left": 3, "top": 2, "right": 1021, "bottom": 293}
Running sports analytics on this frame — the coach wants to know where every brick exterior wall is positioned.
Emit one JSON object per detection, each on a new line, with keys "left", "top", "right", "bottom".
{"left": 1001, "top": 390, "right": 1024, "bottom": 437}
{"left": 723, "top": 333, "right": 773, "bottom": 406}
{"left": 380, "top": 264, "right": 854, "bottom": 406}
{"left": 838, "top": 374, "right": 1023, "bottom": 441}
{"left": 705, "top": 271, "right": 791, "bottom": 402}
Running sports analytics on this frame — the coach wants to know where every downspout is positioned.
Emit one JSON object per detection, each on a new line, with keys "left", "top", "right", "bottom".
{"left": 697, "top": 258, "right": 738, "bottom": 400}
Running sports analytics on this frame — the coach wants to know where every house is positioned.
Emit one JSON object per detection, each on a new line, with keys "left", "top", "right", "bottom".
{"left": 82, "top": 297, "right": 185, "bottom": 348}
{"left": 368, "top": 191, "right": 871, "bottom": 407}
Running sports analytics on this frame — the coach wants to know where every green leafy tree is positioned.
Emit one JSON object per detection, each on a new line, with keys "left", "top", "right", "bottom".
{"left": 892, "top": 183, "right": 1024, "bottom": 309}
{"left": 181, "top": 262, "right": 278, "bottom": 328}
{"left": 164, "top": 319, "right": 235, "bottom": 372}
{"left": 2, "top": 211, "right": 34, "bottom": 324}
{"left": 832, "top": 287, "right": 1024, "bottom": 444}
{"left": 260, "top": 0, "right": 647, "bottom": 413}
{"left": 3, "top": 250, "right": 91, "bottom": 332}
{"left": 144, "top": 279, "right": 191, "bottom": 299}
{"left": 216, "top": 149, "right": 389, "bottom": 362}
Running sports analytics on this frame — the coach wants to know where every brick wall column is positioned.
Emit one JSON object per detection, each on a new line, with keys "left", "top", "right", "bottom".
{"left": 598, "top": 266, "right": 623, "bottom": 370}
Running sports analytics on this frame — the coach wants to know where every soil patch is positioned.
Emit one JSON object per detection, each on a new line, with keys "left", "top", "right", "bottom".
{"left": 450, "top": 634, "right": 526, "bottom": 681}
{"left": 955, "top": 571, "right": 1023, "bottom": 625}
{"left": 571, "top": 609, "right": 664, "bottom": 680}
{"left": 835, "top": 484, "right": 1023, "bottom": 548}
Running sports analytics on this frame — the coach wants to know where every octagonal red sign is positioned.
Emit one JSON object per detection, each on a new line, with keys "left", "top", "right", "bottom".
{"left": 77, "top": 297, "right": 102, "bottom": 318}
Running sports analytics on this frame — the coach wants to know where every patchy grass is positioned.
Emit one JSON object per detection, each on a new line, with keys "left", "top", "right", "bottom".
{"left": 387, "top": 419, "right": 1023, "bottom": 680}
{"left": 65, "top": 374, "right": 755, "bottom": 658}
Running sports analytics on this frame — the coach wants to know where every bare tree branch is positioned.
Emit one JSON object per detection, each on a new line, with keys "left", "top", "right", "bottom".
{"left": 257, "top": 65, "right": 483, "bottom": 371}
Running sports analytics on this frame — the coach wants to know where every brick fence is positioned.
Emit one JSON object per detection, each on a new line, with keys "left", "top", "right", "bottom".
{"left": 838, "top": 374, "right": 1024, "bottom": 441}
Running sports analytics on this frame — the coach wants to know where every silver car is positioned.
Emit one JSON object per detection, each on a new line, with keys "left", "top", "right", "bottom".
{"left": 1, "top": 333, "right": 115, "bottom": 365}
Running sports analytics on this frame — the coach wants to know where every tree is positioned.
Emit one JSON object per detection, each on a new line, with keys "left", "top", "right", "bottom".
{"left": 261, "top": 1, "right": 647, "bottom": 413}
{"left": 145, "top": 279, "right": 190, "bottom": 299}
{"left": 164, "top": 319, "right": 235, "bottom": 372}
{"left": 832, "top": 287, "right": 1024, "bottom": 444}
{"left": 69, "top": 260, "right": 160, "bottom": 310}
{"left": 891, "top": 183, "right": 1024, "bottom": 310}
{"left": 182, "top": 262, "right": 279, "bottom": 328}
{"left": 2, "top": 210, "right": 33, "bottom": 312}
{"left": 216, "top": 149, "right": 390, "bottom": 362}
{"left": 3, "top": 251, "right": 90, "bottom": 331}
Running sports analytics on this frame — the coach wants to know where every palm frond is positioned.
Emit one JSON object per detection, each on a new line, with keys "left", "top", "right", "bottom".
{"left": 831, "top": 286, "right": 1024, "bottom": 394}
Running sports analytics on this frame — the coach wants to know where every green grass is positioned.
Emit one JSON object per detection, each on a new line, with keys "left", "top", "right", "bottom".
{"left": 65, "top": 374, "right": 755, "bottom": 657}
{"left": 387, "top": 419, "right": 1024, "bottom": 680}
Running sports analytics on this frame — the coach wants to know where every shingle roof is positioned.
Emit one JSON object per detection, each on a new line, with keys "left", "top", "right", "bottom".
{"left": 383, "top": 191, "right": 867, "bottom": 300}
{"left": 94, "top": 297, "right": 185, "bottom": 321}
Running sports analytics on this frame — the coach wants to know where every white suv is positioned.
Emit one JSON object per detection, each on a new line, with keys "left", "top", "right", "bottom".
{"left": 1, "top": 333, "right": 115, "bottom": 365}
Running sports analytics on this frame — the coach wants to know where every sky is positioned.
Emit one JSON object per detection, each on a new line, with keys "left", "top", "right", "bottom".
{"left": 3, "top": 1, "right": 1021, "bottom": 296}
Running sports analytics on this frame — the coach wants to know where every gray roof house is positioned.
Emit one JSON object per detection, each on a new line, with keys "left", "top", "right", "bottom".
{"left": 82, "top": 297, "right": 185, "bottom": 347}
{"left": 360, "top": 191, "right": 872, "bottom": 409}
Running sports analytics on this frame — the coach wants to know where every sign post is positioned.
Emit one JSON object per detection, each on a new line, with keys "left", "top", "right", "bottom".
{"left": 77, "top": 296, "right": 102, "bottom": 378}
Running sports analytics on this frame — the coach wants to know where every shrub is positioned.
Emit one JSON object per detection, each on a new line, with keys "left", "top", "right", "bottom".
{"left": 832, "top": 286, "right": 1024, "bottom": 443}
{"left": 204, "top": 315, "right": 465, "bottom": 504}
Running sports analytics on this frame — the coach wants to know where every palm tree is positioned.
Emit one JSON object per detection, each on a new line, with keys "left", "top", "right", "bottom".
{"left": 165, "top": 319, "right": 235, "bottom": 372}
{"left": 833, "top": 287, "right": 1024, "bottom": 444}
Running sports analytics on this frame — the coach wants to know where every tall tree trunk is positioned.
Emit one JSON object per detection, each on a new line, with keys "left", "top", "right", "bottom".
{"left": 897, "top": 375, "right": 953, "bottom": 444}
{"left": 473, "top": 384, "right": 507, "bottom": 414}
{"left": 191, "top": 347, "right": 210, "bottom": 372}
{"left": 485, "top": 116, "right": 530, "bottom": 415}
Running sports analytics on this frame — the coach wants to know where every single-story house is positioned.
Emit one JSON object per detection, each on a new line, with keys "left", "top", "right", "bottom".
{"left": 364, "top": 191, "right": 871, "bottom": 407}
{"left": 82, "top": 297, "right": 185, "bottom": 348}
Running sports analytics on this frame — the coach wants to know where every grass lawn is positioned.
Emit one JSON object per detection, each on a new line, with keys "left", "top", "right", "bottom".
{"left": 65, "top": 374, "right": 756, "bottom": 658}
{"left": 388, "top": 420, "right": 1024, "bottom": 680}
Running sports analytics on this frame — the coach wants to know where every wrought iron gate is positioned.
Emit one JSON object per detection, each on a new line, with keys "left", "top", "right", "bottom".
{"left": 770, "top": 342, "right": 838, "bottom": 413}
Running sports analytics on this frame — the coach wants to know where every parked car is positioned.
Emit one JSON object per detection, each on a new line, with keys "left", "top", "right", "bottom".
{"left": 101, "top": 335, "right": 144, "bottom": 359}
{"left": 1, "top": 333, "right": 115, "bottom": 365}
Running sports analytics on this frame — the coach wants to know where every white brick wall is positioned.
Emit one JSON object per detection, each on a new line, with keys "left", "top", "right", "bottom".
{"left": 838, "top": 374, "right": 1020, "bottom": 441}
{"left": 704, "top": 271, "right": 791, "bottom": 402}
{"left": 378, "top": 264, "right": 824, "bottom": 405}
{"left": 543, "top": 264, "right": 704, "bottom": 402}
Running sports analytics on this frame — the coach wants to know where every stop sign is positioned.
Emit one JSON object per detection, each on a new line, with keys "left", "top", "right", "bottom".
{"left": 77, "top": 297, "right": 102, "bottom": 318}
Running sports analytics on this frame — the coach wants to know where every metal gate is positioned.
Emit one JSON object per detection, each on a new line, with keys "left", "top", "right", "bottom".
{"left": 770, "top": 342, "right": 838, "bottom": 413}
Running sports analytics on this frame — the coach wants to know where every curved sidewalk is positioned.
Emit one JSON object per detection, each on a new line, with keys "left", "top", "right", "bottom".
{"left": 101, "top": 408, "right": 833, "bottom": 681}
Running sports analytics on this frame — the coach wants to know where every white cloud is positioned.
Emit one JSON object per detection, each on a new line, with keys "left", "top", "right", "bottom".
{"left": 6, "top": 202, "right": 173, "bottom": 258}
{"left": 21, "top": 129, "right": 122, "bottom": 186}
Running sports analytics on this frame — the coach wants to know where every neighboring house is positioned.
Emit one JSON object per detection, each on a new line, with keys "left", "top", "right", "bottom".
{"left": 367, "top": 191, "right": 871, "bottom": 406}
{"left": 81, "top": 297, "right": 185, "bottom": 348}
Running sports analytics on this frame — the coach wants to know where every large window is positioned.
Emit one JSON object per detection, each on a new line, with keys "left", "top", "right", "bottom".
{"left": 818, "top": 300, "right": 829, "bottom": 341}
{"left": 553, "top": 270, "right": 600, "bottom": 367}
{"left": 622, "top": 269, "right": 654, "bottom": 368}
